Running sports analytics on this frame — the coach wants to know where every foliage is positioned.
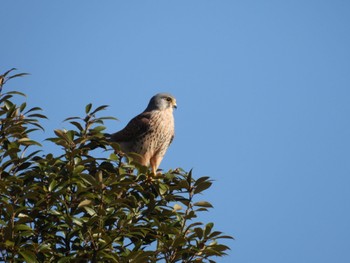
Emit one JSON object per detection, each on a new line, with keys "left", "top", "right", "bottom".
{"left": 0, "top": 69, "right": 233, "bottom": 262}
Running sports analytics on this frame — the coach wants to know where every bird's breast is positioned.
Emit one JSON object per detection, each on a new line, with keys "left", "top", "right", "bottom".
{"left": 122, "top": 109, "right": 175, "bottom": 160}
{"left": 138, "top": 110, "right": 174, "bottom": 153}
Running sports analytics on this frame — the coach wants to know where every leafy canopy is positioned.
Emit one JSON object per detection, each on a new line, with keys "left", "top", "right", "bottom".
{"left": 0, "top": 69, "right": 233, "bottom": 262}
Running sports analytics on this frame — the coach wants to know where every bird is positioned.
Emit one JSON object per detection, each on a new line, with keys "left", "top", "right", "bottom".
{"left": 108, "top": 93, "right": 177, "bottom": 175}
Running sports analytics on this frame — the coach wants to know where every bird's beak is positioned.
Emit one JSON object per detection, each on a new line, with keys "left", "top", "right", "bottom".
{"left": 173, "top": 102, "right": 177, "bottom": 109}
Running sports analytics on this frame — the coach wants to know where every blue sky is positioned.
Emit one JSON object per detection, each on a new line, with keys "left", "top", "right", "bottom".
{"left": 2, "top": 1, "right": 350, "bottom": 262}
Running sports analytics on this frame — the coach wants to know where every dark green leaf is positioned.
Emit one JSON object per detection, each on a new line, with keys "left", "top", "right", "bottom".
{"left": 85, "top": 103, "right": 92, "bottom": 114}
{"left": 194, "top": 201, "right": 213, "bottom": 208}
{"left": 14, "top": 224, "right": 33, "bottom": 231}
{"left": 204, "top": 222, "right": 214, "bottom": 237}
{"left": 8, "top": 72, "right": 30, "bottom": 80}
{"left": 19, "top": 250, "right": 38, "bottom": 263}
{"left": 70, "top": 121, "right": 84, "bottom": 131}
{"left": 92, "top": 125, "right": 106, "bottom": 132}
{"left": 194, "top": 227, "right": 203, "bottom": 239}
{"left": 19, "top": 102, "right": 26, "bottom": 111}
{"left": 2, "top": 68, "right": 17, "bottom": 77}
{"left": 91, "top": 105, "right": 109, "bottom": 115}
{"left": 6, "top": 90, "right": 26, "bottom": 97}
{"left": 194, "top": 181, "right": 212, "bottom": 194}
{"left": 17, "top": 138, "right": 42, "bottom": 146}
{"left": 23, "top": 106, "right": 42, "bottom": 114}
{"left": 63, "top": 116, "right": 81, "bottom": 121}
{"left": 27, "top": 113, "right": 48, "bottom": 119}
{"left": 194, "top": 176, "right": 211, "bottom": 186}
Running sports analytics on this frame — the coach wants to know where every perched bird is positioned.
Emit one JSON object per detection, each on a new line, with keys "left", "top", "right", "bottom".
{"left": 109, "top": 93, "right": 177, "bottom": 174}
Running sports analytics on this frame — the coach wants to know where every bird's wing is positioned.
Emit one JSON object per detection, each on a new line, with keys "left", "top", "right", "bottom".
{"left": 110, "top": 112, "right": 152, "bottom": 142}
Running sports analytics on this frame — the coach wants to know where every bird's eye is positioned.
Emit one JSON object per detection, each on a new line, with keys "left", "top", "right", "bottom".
{"left": 166, "top": 97, "right": 172, "bottom": 102}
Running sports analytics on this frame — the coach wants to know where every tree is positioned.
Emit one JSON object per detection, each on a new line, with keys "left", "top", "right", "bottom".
{"left": 0, "top": 69, "right": 233, "bottom": 262}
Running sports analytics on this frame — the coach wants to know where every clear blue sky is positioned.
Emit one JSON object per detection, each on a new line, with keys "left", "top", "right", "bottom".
{"left": 2, "top": 1, "right": 350, "bottom": 262}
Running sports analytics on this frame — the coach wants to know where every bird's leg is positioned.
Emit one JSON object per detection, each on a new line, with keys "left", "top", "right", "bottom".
{"left": 151, "top": 164, "right": 157, "bottom": 176}
{"left": 150, "top": 155, "right": 163, "bottom": 177}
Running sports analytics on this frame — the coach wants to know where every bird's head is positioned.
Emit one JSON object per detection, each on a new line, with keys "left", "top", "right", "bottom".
{"left": 146, "top": 93, "right": 177, "bottom": 111}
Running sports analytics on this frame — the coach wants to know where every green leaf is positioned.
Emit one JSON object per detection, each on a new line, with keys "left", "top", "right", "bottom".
{"left": 98, "top": 116, "right": 118, "bottom": 121}
{"left": 80, "top": 173, "right": 97, "bottom": 186}
{"left": 19, "top": 250, "right": 38, "bottom": 263}
{"left": 216, "top": 235, "right": 235, "bottom": 240}
{"left": 58, "top": 257, "right": 73, "bottom": 263}
{"left": 91, "top": 105, "right": 109, "bottom": 115}
{"left": 49, "top": 180, "right": 58, "bottom": 192}
{"left": 6, "top": 91, "right": 27, "bottom": 97}
{"left": 194, "top": 181, "right": 212, "bottom": 194}
{"left": 194, "top": 201, "right": 213, "bottom": 208}
{"left": 73, "top": 165, "right": 85, "bottom": 174}
{"left": 70, "top": 121, "right": 84, "bottom": 131}
{"left": 195, "top": 176, "right": 211, "bottom": 186}
{"left": 17, "top": 162, "right": 32, "bottom": 171}
{"left": 187, "top": 169, "right": 193, "bottom": 186}
{"left": 186, "top": 222, "right": 203, "bottom": 230}
{"left": 17, "top": 138, "right": 42, "bottom": 146}
{"left": 8, "top": 72, "right": 30, "bottom": 80}
{"left": 5, "top": 240, "right": 15, "bottom": 248}
{"left": 66, "top": 130, "right": 75, "bottom": 141}
{"left": 63, "top": 116, "right": 81, "bottom": 122}
{"left": 54, "top": 129, "right": 67, "bottom": 139}
{"left": 210, "top": 244, "right": 231, "bottom": 252}
{"left": 159, "top": 183, "right": 169, "bottom": 195}
{"left": 14, "top": 224, "right": 33, "bottom": 231}
{"left": 172, "top": 236, "right": 186, "bottom": 247}
{"left": 78, "top": 199, "right": 92, "bottom": 207}
{"left": 84, "top": 206, "right": 97, "bottom": 216}
{"left": 109, "top": 153, "right": 119, "bottom": 161}
{"left": 24, "top": 106, "right": 43, "bottom": 114}
{"left": 27, "top": 113, "right": 48, "bottom": 119}
{"left": 92, "top": 125, "right": 106, "bottom": 132}
{"left": 0, "top": 94, "right": 13, "bottom": 103}
{"left": 19, "top": 102, "right": 27, "bottom": 112}
{"left": 72, "top": 217, "right": 84, "bottom": 226}
{"left": 38, "top": 243, "right": 51, "bottom": 253}
{"left": 85, "top": 103, "right": 92, "bottom": 114}
{"left": 194, "top": 227, "right": 203, "bottom": 239}
{"left": 2, "top": 68, "right": 17, "bottom": 77}
{"left": 204, "top": 222, "right": 214, "bottom": 237}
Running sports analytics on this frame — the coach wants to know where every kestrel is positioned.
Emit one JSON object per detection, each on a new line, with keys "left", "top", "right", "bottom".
{"left": 109, "top": 93, "right": 177, "bottom": 174}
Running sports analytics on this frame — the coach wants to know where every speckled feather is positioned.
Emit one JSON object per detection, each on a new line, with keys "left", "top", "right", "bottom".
{"left": 109, "top": 93, "right": 176, "bottom": 174}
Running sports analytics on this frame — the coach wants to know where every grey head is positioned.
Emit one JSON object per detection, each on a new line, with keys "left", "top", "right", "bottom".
{"left": 144, "top": 93, "right": 177, "bottom": 111}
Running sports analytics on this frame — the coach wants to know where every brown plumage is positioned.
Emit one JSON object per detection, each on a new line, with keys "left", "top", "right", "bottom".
{"left": 110, "top": 93, "right": 177, "bottom": 174}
